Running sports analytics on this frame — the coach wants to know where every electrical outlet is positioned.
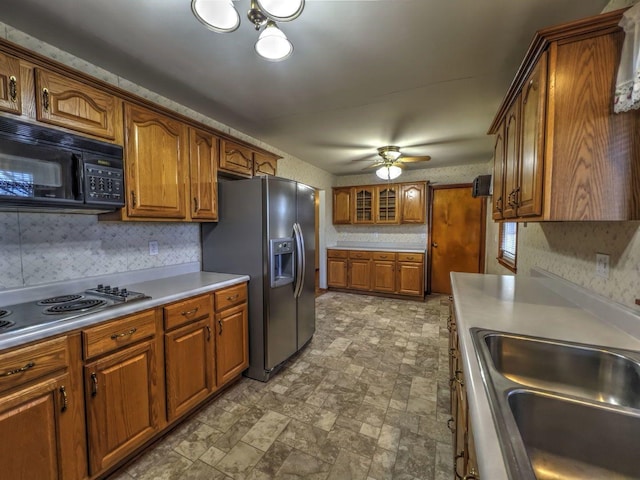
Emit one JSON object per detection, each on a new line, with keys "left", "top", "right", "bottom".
{"left": 149, "top": 240, "right": 159, "bottom": 256}
{"left": 595, "top": 253, "right": 609, "bottom": 279}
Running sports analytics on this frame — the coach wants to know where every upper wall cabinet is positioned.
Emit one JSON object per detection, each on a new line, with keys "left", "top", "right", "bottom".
{"left": 190, "top": 128, "right": 219, "bottom": 221}
{"left": 332, "top": 181, "right": 427, "bottom": 225}
{"left": 253, "top": 151, "right": 278, "bottom": 176}
{"left": 124, "top": 103, "right": 188, "bottom": 219}
{"left": 219, "top": 140, "right": 253, "bottom": 177}
{"left": 489, "top": 10, "right": 640, "bottom": 221}
{"left": 35, "top": 68, "right": 120, "bottom": 141}
{"left": 0, "top": 51, "right": 21, "bottom": 115}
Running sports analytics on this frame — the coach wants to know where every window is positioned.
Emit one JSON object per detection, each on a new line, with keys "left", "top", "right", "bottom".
{"left": 498, "top": 222, "right": 518, "bottom": 272}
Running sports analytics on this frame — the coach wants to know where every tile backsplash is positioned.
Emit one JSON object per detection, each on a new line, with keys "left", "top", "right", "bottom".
{"left": 0, "top": 212, "right": 200, "bottom": 289}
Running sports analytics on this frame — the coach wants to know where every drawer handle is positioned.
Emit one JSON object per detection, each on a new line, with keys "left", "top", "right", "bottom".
{"left": 1, "top": 361, "right": 35, "bottom": 377}
{"left": 447, "top": 417, "right": 455, "bottom": 433}
{"left": 454, "top": 370, "right": 464, "bottom": 387}
{"left": 206, "top": 325, "right": 212, "bottom": 341}
{"left": 406, "top": 256, "right": 415, "bottom": 260}
{"left": 9, "top": 76, "right": 17, "bottom": 101}
{"left": 110, "top": 327, "right": 137, "bottom": 340}
{"left": 218, "top": 319, "right": 223, "bottom": 335}
{"left": 380, "top": 255, "right": 387, "bottom": 259}
{"left": 90, "top": 373, "right": 98, "bottom": 397}
{"left": 193, "top": 196, "right": 199, "bottom": 212}
{"left": 181, "top": 307, "right": 199, "bottom": 317}
{"left": 226, "top": 294, "right": 239, "bottom": 302}
{"left": 60, "top": 386, "right": 68, "bottom": 412}
{"left": 42, "top": 87, "right": 50, "bottom": 111}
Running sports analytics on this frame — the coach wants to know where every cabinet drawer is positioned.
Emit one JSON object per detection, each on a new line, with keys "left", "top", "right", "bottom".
{"left": 372, "top": 251, "right": 397, "bottom": 261}
{"left": 0, "top": 337, "right": 68, "bottom": 393}
{"left": 83, "top": 310, "right": 157, "bottom": 360}
{"left": 349, "top": 250, "right": 371, "bottom": 260}
{"left": 214, "top": 284, "right": 247, "bottom": 311}
{"left": 164, "top": 294, "right": 212, "bottom": 331}
{"left": 398, "top": 252, "right": 424, "bottom": 263}
{"left": 327, "top": 249, "right": 348, "bottom": 259}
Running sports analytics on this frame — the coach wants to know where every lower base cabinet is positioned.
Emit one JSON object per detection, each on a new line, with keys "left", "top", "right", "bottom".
{"left": 214, "top": 287, "right": 249, "bottom": 386}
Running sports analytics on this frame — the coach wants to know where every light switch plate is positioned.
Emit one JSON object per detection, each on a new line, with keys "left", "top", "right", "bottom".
{"left": 149, "top": 240, "right": 159, "bottom": 256}
{"left": 595, "top": 253, "right": 609, "bottom": 279}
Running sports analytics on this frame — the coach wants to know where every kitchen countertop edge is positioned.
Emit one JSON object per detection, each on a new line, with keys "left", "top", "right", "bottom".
{"left": 0, "top": 272, "right": 250, "bottom": 351}
{"left": 327, "top": 244, "right": 426, "bottom": 253}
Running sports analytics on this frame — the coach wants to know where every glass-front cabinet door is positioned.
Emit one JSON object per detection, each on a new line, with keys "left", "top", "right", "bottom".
{"left": 353, "top": 186, "right": 374, "bottom": 224}
{"left": 375, "top": 185, "right": 399, "bottom": 224}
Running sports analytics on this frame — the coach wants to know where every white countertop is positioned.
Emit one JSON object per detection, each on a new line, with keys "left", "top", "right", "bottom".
{"left": 0, "top": 271, "right": 249, "bottom": 351}
{"left": 451, "top": 271, "right": 640, "bottom": 480}
{"left": 327, "top": 242, "right": 426, "bottom": 253}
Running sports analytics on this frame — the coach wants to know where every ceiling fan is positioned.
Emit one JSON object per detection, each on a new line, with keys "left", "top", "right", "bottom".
{"left": 365, "top": 146, "right": 431, "bottom": 180}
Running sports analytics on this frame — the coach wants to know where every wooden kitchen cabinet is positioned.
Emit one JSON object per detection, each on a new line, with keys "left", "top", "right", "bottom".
{"left": 348, "top": 250, "right": 372, "bottom": 290}
{"left": 371, "top": 251, "right": 397, "bottom": 293}
{"left": 253, "top": 151, "right": 278, "bottom": 176}
{"left": 353, "top": 187, "right": 375, "bottom": 224}
{"left": 375, "top": 185, "right": 399, "bottom": 224}
{"left": 489, "top": 11, "right": 640, "bottom": 221}
{"left": 123, "top": 103, "right": 188, "bottom": 219}
{"left": 396, "top": 253, "right": 425, "bottom": 296}
{"left": 189, "top": 127, "right": 219, "bottom": 221}
{"left": 327, "top": 249, "right": 348, "bottom": 288}
{"left": 0, "top": 51, "right": 21, "bottom": 115}
{"left": 164, "top": 293, "right": 215, "bottom": 421}
{"left": 214, "top": 284, "right": 249, "bottom": 386}
{"left": 491, "top": 124, "right": 506, "bottom": 220}
{"left": 219, "top": 139, "right": 253, "bottom": 177}
{"left": 332, "top": 187, "right": 352, "bottom": 224}
{"left": 400, "top": 182, "right": 426, "bottom": 223}
{"left": 84, "top": 309, "right": 162, "bottom": 474}
{"left": 34, "top": 68, "right": 121, "bottom": 141}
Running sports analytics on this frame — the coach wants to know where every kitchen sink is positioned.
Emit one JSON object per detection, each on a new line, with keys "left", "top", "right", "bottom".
{"left": 471, "top": 329, "right": 640, "bottom": 479}
{"left": 482, "top": 331, "right": 640, "bottom": 408}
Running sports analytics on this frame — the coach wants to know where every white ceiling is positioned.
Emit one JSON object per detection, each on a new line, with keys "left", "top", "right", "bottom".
{"left": 1, "top": 0, "right": 610, "bottom": 175}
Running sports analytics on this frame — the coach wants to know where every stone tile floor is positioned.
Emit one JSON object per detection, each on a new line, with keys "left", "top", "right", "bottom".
{"left": 110, "top": 292, "right": 453, "bottom": 480}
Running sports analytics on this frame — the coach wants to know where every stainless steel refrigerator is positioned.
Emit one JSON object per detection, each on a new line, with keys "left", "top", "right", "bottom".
{"left": 201, "top": 176, "right": 315, "bottom": 381}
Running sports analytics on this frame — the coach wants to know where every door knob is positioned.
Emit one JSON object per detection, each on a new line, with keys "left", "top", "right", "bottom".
{"left": 432, "top": 242, "right": 438, "bottom": 248}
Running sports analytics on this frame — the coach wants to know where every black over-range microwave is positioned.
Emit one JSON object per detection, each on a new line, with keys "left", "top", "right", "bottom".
{"left": 0, "top": 116, "right": 124, "bottom": 213}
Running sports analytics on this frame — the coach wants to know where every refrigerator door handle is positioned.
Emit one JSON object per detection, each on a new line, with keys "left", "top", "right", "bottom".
{"left": 293, "top": 222, "right": 305, "bottom": 298}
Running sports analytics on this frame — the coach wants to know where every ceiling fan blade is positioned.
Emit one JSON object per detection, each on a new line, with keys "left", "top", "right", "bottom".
{"left": 362, "top": 162, "right": 384, "bottom": 170}
{"left": 400, "top": 155, "right": 431, "bottom": 163}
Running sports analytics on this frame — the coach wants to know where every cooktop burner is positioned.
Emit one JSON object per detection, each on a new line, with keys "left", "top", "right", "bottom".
{"left": 38, "top": 294, "right": 83, "bottom": 305}
{"left": 0, "top": 319, "right": 14, "bottom": 331}
{"left": 43, "top": 298, "right": 108, "bottom": 315}
{"left": 0, "top": 309, "right": 11, "bottom": 319}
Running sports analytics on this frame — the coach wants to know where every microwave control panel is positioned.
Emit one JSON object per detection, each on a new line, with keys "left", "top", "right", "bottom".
{"left": 84, "top": 164, "right": 124, "bottom": 204}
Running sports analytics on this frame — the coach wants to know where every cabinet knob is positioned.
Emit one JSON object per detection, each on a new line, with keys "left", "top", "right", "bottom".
{"left": 9, "top": 76, "right": 17, "bottom": 102}
{"left": 42, "top": 87, "right": 50, "bottom": 112}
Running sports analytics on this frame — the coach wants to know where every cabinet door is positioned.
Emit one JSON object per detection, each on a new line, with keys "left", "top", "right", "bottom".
{"left": 215, "top": 303, "right": 249, "bottom": 386}
{"left": 0, "top": 51, "right": 21, "bottom": 114}
{"left": 253, "top": 151, "right": 278, "bottom": 176}
{"left": 492, "top": 123, "right": 506, "bottom": 220}
{"left": 35, "top": 68, "right": 118, "bottom": 140}
{"left": 400, "top": 183, "right": 426, "bottom": 224}
{"left": 502, "top": 100, "right": 520, "bottom": 219}
{"left": 0, "top": 373, "right": 68, "bottom": 480}
{"left": 165, "top": 318, "right": 214, "bottom": 421}
{"left": 327, "top": 258, "right": 348, "bottom": 288}
{"left": 332, "top": 187, "right": 352, "bottom": 224}
{"left": 348, "top": 259, "right": 371, "bottom": 290}
{"left": 371, "top": 260, "right": 396, "bottom": 292}
{"left": 518, "top": 50, "right": 547, "bottom": 218}
{"left": 375, "top": 185, "right": 399, "bottom": 224}
{"left": 85, "top": 339, "right": 159, "bottom": 474}
{"left": 397, "top": 261, "right": 424, "bottom": 296}
{"left": 190, "top": 128, "right": 219, "bottom": 221}
{"left": 124, "top": 103, "right": 188, "bottom": 219}
{"left": 353, "top": 187, "right": 374, "bottom": 224}
{"left": 219, "top": 139, "right": 253, "bottom": 177}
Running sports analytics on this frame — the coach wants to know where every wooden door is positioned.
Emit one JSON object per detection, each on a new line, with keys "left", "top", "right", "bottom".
{"left": 0, "top": 373, "right": 68, "bottom": 480}
{"left": 0, "top": 51, "right": 21, "bottom": 114}
{"left": 518, "top": 50, "right": 546, "bottom": 217}
{"left": 375, "top": 185, "right": 399, "bottom": 224}
{"left": 85, "top": 340, "right": 159, "bottom": 474}
{"left": 400, "top": 182, "right": 426, "bottom": 223}
{"left": 372, "top": 260, "right": 396, "bottom": 293}
{"left": 35, "top": 68, "right": 119, "bottom": 140}
{"left": 492, "top": 123, "right": 505, "bottom": 220}
{"left": 332, "top": 188, "right": 352, "bottom": 224}
{"left": 348, "top": 258, "right": 371, "bottom": 290}
{"left": 215, "top": 303, "right": 249, "bottom": 385}
{"left": 430, "top": 185, "right": 485, "bottom": 295}
{"left": 124, "top": 103, "right": 188, "bottom": 219}
{"left": 189, "top": 128, "right": 219, "bottom": 221}
{"left": 353, "top": 187, "right": 374, "bottom": 224}
{"left": 219, "top": 140, "right": 253, "bottom": 177}
{"left": 502, "top": 101, "right": 520, "bottom": 219}
{"left": 165, "top": 318, "right": 214, "bottom": 421}
{"left": 253, "top": 152, "right": 278, "bottom": 176}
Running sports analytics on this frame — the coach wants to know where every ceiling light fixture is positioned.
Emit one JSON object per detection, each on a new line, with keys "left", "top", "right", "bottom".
{"left": 191, "top": 0, "right": 304, "bottom": 61}
{"left": 376, "top": 165, "right": 402, "bottom": 181}
{"left": 377, "top": 145, "right": 402, "bottom": 162}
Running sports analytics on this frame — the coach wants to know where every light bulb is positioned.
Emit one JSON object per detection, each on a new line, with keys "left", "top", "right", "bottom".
{"left": 256, "top": 0, "right": 305, "bottom": 22}
{"left": 255, "top": 21, "right": 293, "bottom": 61}
{"left": 192, "top": 0, "right": 240, "bottom": 33}
{"left": 376, "top": 165, "right": 402, "bottom": 180}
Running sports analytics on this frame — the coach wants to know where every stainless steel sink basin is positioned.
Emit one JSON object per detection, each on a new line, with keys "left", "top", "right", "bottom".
{"left": 471, "top": 329, "right": 640, "bottom": 479}
{"left": 482, "top": 332, "right": 640, "bottom": 408}
{"left": 509, "top": 390, "right": 640, "bottom": 480}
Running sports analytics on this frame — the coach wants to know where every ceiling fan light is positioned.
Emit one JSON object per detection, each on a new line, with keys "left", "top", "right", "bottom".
{"left": 255, "top": 21, "right": 293, "bottom": 61}
{"left": 385, "top": 150, "right": 402, "bottom": 161}
{"left": 378, "top": 145, "right": 402, "bottom": 161}
{"left": 376, "top": 165, "right": 402, "bottom": 180}
{"left": 192, "top": 0, "right": 240, "bottom": 33}
{"left": 256, "top": 0, "right": 305, "bottom": 22}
